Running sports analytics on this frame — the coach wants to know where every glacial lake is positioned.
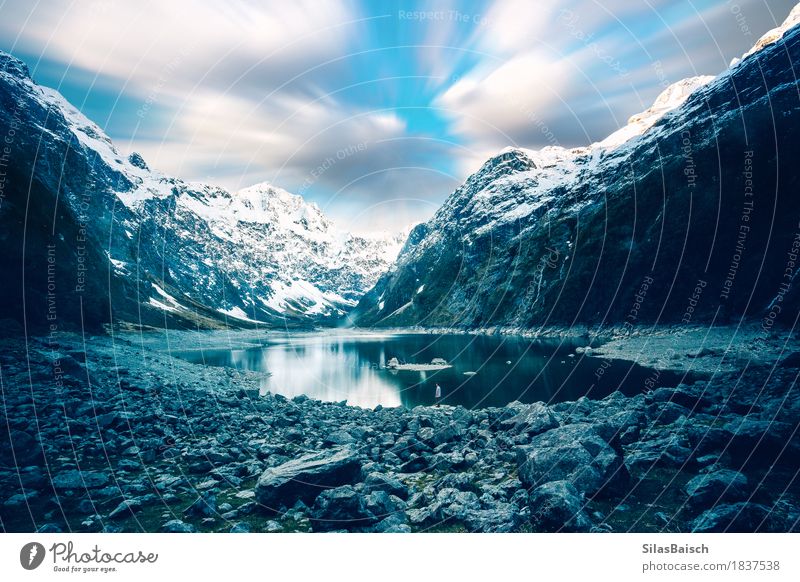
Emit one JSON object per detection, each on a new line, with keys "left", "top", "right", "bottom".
{"left": 173, "top": 331, "right": 696, "bottom": 409}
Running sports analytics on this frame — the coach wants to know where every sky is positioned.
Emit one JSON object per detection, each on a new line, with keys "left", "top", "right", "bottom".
{"left": 0, "top": 0, "right": 796, "bottom": 232}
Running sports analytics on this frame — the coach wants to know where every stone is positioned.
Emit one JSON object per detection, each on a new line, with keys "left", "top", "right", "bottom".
{"left": 108, "top": 499, "right": 143, "bottom": 519}
{"left": 311, "top": 485, "right": 376, "bottom": 532}
{"left": 51, "top": 470, "right": 110, "bottom": 491}
{"left": 2, "top": 430, "right": 42, "bottom": 465}
{"left": 324, "top": 430, "right": 355, "bottom": 446}
{"left": 363, "top": 472, "right": 409, "bottom": 500}
{"left": 255, "top": 447, "right": 362, "bottom": 512}
{"left": 517, "top": 424, "right": 628, "bottom": 498}
{"left": 161, "top": 519, "right": 196, "bottom": 533}
{"left": 463, "top": 502, "right": 522, "bottom": 533}
{"left": 722, "top": 416, "right": 792, "bottom": 464}
{"left": 684, "top": 470, "right": 749, "bottom": 512}
{"left": 624, "top": 432, "right": 694, "bottom": 473}
{"left": 229, "top": 522, "right": 250, "bottom": 533}
{"left": 648, "top": 384, "right": 711, "bottom": 410}
{"left": 408, "top": 488, "right": 482, "bottom": 528}
{"left": 364, "top": 490, "right": 406, "bottom": 519}
{"left": 185, "top": 493, "right": 217, "bottom": 518}
{"left": 500, "top": 402, "right": 559, "bottom": 436}
{"left": 529, "top": 480, "right": 593, "bottom": 532}
{"left": 373, "top": 513, "right": 411, "bottom": 533}
{"left": 691, "top": 503, "right": 772, "bottom": 532}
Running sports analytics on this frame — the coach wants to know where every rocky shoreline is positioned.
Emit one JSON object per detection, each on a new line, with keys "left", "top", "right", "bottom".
{"left": 1, "top": 329, "right": 799, "bottom": 533}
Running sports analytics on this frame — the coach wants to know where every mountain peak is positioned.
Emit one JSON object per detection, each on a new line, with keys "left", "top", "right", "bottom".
{"left": 741, "top": 2, "right": 800, "bottom": 61}
{"left": 0, "top": 51, "right": 30, "bottom": 79}
{"left": 597, "top": 75, "right": 714, "bottom": 149}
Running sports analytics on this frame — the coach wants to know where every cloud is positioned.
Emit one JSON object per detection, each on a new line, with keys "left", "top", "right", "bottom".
{"left": 1, "top": 0, "right": 797, "bottom": 231}
{"left": 432, "top": 0, "right": 797, "bottom": 155}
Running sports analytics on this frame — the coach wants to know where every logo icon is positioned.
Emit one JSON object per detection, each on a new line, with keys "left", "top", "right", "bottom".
{"left": 20, "top": 542, "right": 46, "bottom": 570}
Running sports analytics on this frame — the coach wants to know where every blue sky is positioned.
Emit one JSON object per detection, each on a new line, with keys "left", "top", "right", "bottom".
{"left": 0, "top": 0, "right": 795, "bottom": 231}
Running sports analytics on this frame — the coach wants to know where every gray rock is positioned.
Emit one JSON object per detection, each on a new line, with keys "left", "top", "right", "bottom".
{"left": 363, "top": 472, "right": 409, "bottom": 500}
{"left": 500, "top": 402, "right": 559, "bottom": 436}
{"left": 624, "top": 432, "right": 694, "bottom": 473}
{"left": 161, "top": 519, "right": 196, "bottom": 533}
{"left": 691, "top": 503, "right": 772, "bottom": 532}
{"left": 185, "top": 493, "right": 217, "bottom": 518}
{"left": 463, "top": 502, "right": 523, "bottom": 533}
{"left": 311, "top": 485, "right": 376, "bottom": 532}
{"left": 2, "top": 430, "right": 42, "bottom": 465}
{"left": 517, "top": 424, "right": 627, "bottom": 498}
{"left": 108, "top": 499, "right": 143, "bottom": 519}
{"left": 324, "top": 430, "right": 355, "bottom": 446}
{"left": 408, "top": 488, "right": 481, "bottom": 528}
{"left": 373, "top": 513, "right": 411, "bottom": 533}
{"left": 684, "top": 470, "right": 749, "bottom": 512}
{"left": 364, "top": 490, "right": 406, "bottom": 519}
{"left": 51, "top": 470, "right": 110, "bottom": 490}
{"left": 529, "top": 480, "right": 593, "bottom": 532}
{"left": 255, "top": 446, "right": 362, "bottom": 512}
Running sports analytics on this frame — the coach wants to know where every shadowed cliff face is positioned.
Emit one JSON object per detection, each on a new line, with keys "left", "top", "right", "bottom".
{"left": 352, "top": 24, "right": 800, "bottom": 330}
{"left": 0, "top": 55, "right": 139, "bottom": 332}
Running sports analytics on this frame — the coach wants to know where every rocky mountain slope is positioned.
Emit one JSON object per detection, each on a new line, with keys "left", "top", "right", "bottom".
{"left": 0, "top": 58, "right": 403, "bottom": 331}
{"left": 352, "top": 6, "right": 800, "bottom": 330}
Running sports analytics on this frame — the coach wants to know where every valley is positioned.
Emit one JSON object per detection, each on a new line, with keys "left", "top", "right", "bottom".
{"left": 2, "top": 3, "right": 800, "bottom": 535}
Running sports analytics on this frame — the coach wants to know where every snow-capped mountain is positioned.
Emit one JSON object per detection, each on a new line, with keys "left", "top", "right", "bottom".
{"left": 352, "top": 6, "right": 800, "bottom": 329}
{"left": 137, "top": 182, "right": 406, "bottom": 322}
{"left": 0, "top": 55, "right": 404, "bottom": 329}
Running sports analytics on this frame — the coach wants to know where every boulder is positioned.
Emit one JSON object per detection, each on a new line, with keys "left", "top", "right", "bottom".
{"left": 648, "top": 383, "right": 711, "bottom": 410}
{"left": 310, "top": 485, "right": 376, "bottom": 532}
{"left": 624, "top": 432, "right": 694, "bottom": 473}
{"left": 255, "top": 447, "right": 362, "bottom": 512}
{"left": 690, "top": 502, "right": 772, "bottom": 532}
{"left": 529, "top": 480, "right": 593, "bottom": 532}
{"left": 363, "top": 472, "right": 409, "bottom": 500}
{"left": 2, "top": 430, "right": 42, "bottom": 465}
{"left": 160, "top": 519, "right": 196, "bottom": 533}
{"left": 684, "top": 469, "right": 749, "bottom": 512}
{"left": 500, "top": 402, "right": 559, "bottom": 436}
{"left": 407, "top": 488, "right": 481, "bottom": 528}
{"left": 51, "top": 470, "right": 110, "bottom": 491}
{"left": 323, "top": 430, "right": 355, "bottom": 446}
{"left": 722, "top": 416, "right": 792, "bottom": 465}
{"left": 364, "top": 490, "right": 406, "bottom": 519}
{"left": 517, "top": 424, "right": 627, "bottom": 497}
{"left": 108, "top": 499, "right": 143, "bottom": 519}
{"left": 185, "top": 492, "right": 217, "bottom": 518}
